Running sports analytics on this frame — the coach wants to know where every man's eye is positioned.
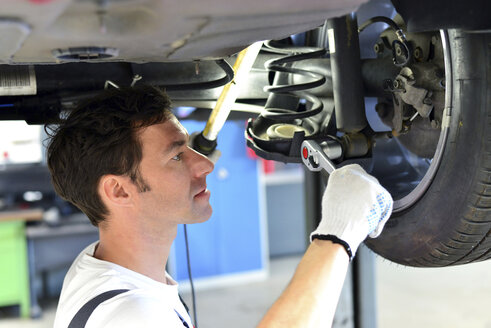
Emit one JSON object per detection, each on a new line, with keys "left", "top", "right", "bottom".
{"left": 172, "top": 153, "right": 183, "bottom": 161}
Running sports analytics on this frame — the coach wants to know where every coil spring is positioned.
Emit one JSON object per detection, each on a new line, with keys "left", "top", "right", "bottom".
{"left": 261, "top": 40, "right": 328, "bottom": 121}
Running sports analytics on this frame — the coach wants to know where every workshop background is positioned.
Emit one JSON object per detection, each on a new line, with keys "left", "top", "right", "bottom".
{"left": 0, "top": 119, "right": 490, "bottom": 328}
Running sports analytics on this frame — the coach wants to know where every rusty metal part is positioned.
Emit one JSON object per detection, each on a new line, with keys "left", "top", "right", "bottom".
{"left": 341, "top": 133, "right": 371, "bottom": 158}
{"left": 394, "top": 67, "right": 434, "bottom": 118}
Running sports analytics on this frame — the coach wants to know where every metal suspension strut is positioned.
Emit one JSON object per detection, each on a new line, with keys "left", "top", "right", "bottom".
{"left": 326, "top": 13, "right": 368, "bottom": 133}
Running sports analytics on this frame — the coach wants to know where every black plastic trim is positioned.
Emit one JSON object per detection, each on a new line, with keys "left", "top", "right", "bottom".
{"left": 392, "top": 0, "right": 491, "bottom": 32}
{"left": 311, "top": 234, "right": 353, "bottom": 260}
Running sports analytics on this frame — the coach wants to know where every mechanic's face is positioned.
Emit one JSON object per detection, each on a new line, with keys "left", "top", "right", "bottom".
{"left": 135, "top": 117, "right": 214, "bottom": 225}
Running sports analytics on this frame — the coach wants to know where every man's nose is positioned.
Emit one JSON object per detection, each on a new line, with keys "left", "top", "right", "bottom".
{"left": 189, "top": 148, "right": 214, "bottom": 177}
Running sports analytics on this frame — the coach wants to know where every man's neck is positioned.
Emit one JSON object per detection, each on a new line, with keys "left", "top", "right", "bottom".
{"left": 94, "top": 222, "right": 177, "bottom": 284}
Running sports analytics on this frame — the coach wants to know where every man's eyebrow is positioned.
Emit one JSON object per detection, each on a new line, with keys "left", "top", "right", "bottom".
{"left": 165, "top": 139, "right": 187, "bottom": 154}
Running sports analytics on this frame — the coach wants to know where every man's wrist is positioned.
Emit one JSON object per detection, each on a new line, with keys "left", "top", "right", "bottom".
{"left": 311, "top": 234, "right": 353, "bottom": 260}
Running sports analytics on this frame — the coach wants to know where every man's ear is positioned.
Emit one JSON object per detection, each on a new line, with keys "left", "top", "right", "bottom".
{"left": 98, "top": 175, "right": 135, "bottom": 208}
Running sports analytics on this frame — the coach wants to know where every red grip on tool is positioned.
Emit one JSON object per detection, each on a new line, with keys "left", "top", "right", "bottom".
{"left": 302, "top": 147, "right": 309, "bottom": 159}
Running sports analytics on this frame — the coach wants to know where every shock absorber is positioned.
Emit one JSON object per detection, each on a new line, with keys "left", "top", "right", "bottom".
{"left": 326, "top": 13, "right": 368, "bottom": 133}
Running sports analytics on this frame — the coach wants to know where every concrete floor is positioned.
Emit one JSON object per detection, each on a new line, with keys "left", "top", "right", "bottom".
{"left": 1, "top": 254, "right": 490, "bottom": 328}
{"left": 376, "top": 257, "right": 491, "bottom": 328}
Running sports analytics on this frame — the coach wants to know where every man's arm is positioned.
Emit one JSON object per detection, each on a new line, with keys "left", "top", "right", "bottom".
{"left": 258, "top": 164, "right": 393, "bottom": 328}
{"left": 258, "top": 240, "right": 349, "bottom": 327}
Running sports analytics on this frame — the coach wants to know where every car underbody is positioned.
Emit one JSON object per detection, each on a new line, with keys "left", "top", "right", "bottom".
{"left": 0, "top": 0, "right": 490, "bottom": 267}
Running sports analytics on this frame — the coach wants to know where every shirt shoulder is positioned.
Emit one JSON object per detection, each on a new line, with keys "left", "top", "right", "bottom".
{"left": 54, "top": 242, "right": 191, "bottom": 328}
{"left": 87, "top": 290, "right": 186, "bottom": 328}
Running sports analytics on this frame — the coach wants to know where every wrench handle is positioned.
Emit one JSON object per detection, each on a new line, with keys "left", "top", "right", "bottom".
{"left": 301, "top": 140, "right": 336, "bottom": 174}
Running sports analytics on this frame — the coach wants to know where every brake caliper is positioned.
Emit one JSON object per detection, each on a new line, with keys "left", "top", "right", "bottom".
{"left": 387, "top": 67, "right": 434, "bottom": 134}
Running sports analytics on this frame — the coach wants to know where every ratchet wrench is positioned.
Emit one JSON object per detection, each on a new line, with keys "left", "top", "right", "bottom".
{"left": 301, "top": 140, "right": 337, "bottom": 174}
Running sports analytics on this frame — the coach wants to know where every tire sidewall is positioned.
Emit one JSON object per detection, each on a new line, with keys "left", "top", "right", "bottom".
{"left": 366, "top": 30, "right": 490, "bottom": 266}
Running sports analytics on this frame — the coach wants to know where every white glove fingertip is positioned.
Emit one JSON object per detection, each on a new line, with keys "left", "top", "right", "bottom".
{"left": 368, "top": 196, "right": 393, "bottom": 238}
{"left": 333, "top": 164, "right": 365, "bottom": 177}
{"left": 368, "top": 221, "right": 385, "bottom": 238}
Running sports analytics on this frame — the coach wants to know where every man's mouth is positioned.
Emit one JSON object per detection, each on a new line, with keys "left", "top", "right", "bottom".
{"left": 194, "top": 186, "right": 209, "bottom": 198}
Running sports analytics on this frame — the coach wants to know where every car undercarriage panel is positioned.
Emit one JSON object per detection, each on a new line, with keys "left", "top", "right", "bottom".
{"left": 0, "top": 0, "right": 365, "bottom": 64}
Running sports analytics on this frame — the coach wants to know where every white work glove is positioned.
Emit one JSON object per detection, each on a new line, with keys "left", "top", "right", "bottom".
{"left": 310, "top": 164, "right": 393, "bottom": 260}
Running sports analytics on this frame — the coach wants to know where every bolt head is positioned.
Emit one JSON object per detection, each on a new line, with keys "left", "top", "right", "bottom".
{"left": 395, "top": 46, "right": 403, "bottom": 56}
{"left": 374, "top": 43, "right": 384, "bottom": 54}
{"left": 431, "top": 120, "right": 440, "bottom": 129}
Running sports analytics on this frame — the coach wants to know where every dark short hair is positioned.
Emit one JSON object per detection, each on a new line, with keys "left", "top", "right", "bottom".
{"left": 46, "top": 85, "right": 173, "bottom": 226}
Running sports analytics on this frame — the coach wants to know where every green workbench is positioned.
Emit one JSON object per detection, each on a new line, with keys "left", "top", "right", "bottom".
{"left": 0, "top": 210, "right": 42, "bottom": 318}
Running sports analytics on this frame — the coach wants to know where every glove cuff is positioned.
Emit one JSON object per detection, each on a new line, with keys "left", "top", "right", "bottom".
{"left": 311, "top": 234, "right": 354, "bottom": 260}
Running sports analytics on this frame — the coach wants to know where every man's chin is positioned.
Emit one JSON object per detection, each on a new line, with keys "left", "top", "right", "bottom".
{"left": 184, "top": 206, "right": 212, "bottom": 224}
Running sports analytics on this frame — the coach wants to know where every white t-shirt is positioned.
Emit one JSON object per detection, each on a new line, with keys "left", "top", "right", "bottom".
{"left": 53, "top": 242, "right": 193, "bottom": 328}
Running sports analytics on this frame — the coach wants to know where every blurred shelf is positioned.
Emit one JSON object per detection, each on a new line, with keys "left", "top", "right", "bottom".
{"left": 262, "top": 170, "right": 304, "bottom": 185}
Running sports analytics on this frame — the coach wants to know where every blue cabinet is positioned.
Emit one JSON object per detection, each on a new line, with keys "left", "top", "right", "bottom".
{"left": 171, "top": 120, "right": 265, "bottom": 282}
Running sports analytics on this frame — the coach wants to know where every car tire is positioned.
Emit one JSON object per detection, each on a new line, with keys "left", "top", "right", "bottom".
{"left": 366, "top": 29, "right": 491, "bottom": 267}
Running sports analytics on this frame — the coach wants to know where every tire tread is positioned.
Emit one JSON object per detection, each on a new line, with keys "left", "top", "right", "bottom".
{"left": 421, "top": 32, "right": 491, "bottom": 267}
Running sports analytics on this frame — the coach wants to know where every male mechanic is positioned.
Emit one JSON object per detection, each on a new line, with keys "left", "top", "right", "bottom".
{"left": 48, "top": 85, "right": 392, "bottom": 328}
